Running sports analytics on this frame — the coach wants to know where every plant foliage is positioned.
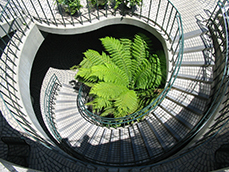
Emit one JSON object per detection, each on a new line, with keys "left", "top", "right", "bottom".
{"left": 74, "top": 34, "right": 166, "bottom": 119}
{"left": 114, "top": 0, "right": 142, "bottom": 9}
{"left": 58, "top": 0, "right": 83, "bottom": 15}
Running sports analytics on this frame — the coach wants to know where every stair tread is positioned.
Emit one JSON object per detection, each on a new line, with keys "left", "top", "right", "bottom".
{"left": 181, "top": 61, "right": 214, "bottom": 66}
{"left": 153, "top": 111, "right": 182, "bottom": 141}
{"left": 145, "top": 118, "right": 171, "bottom": 150}
{"left": 177, "top": 73, "right": 213, "bottom": 83}
{"left": 159, "top": 104, "right": 193, "bottom": 129}
{"left": 166, "top": 94, "right": 203, "bottom": 115}
{"left": 172, "top": 84, "right": 209, "bottom": 99}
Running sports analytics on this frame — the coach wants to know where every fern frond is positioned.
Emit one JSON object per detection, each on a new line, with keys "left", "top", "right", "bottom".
{"left": 114, "top": 89, "right": 138, "bottom": 117}
{"left": 132, "top": 59, "right": 154, "bottom": 89}
{"left": 156, "top": 50, "right": 167, "bottom": 82}
{"left": 132, "top": 34, "right": 148, "bottom": 62}
{"left": 90, "top": 82, "right": 129, "bottom": 99}
{"left": 150, "top": 54, "right": 163, "bottom": 87}
{"left": 89, "top": 63, "right": 129, "bottom": 86}
{"left": 75, "top": 68, "right": 98, "bottom": 82}
{"left": 100, "top": 107, "right": 117, "bottom": 117}
{"left": 120, "top": 38, "right": 132, "bottom": 52}
{"left": 100, "top": 37, "right": 132, "bottom": 81}
{"left": 86, "top": 97, "right": 112, "bottom": 113}
{"left": 80, "top": 49, "right": 113, "bottom": 68}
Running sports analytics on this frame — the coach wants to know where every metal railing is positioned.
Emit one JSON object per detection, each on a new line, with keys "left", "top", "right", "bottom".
{"left": 77, "top": 0, "right": 183, "bottom": 127}
{"left": 136, "top": 0, "right": 229, "bottom": 170}
{"left": 43, "top": 74, "right": 62, "bottom": 142}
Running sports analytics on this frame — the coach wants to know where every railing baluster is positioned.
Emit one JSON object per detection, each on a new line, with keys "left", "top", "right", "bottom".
{"left": 16, "top": 0, "right": 33, "bottom": 22}
{"left": 147, "top": 0, "right": 153, "bottom": 23}
{"left": 29, "top": 0, "right": 42, "bottom": 23}
{"left": 46, "top": 0, "right": 58, "bottom": 26}
{"left": 37, "top": 0, "right": 49, "bottom": 25}
{"left": 168, "top": 11, "right": 177, "bottom": 39}
{"left": 55, "top": 0, "right": 66, "bottom": 27}
{"left": 165, "top": 6, "right": 173, "bottom": 33}
{"left": 155, "top": 0, "right": 161, "bottom": 23}
{"left": 161, "top": 0, "right": 169, "bottom": 29}
{"left": 86, "top": 0, "right": 91, "bottom": 22}
{"left": 10, "top": 0, "right": 29, "bottom": 27}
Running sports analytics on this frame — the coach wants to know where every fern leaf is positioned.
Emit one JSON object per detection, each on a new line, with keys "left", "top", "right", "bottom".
{"left": 90, "top": 82, "right": 129, "bottom": 99}
{"left": 132, "top": 59, "right": 154, "bottom": 89}
{"left": 89, "top": 63, "right": 129, "bottom": 86}
{"left": 75, "top": 68, "right": 98, "bottom": 82}
{"left": 114, "top": 89, "right": 138, "bottom": 117}
{"left": 150, "top": 54, "right": 163, "bottom": 87}
{"left": 80, "top": 49, "right": 113, "bottom": 68}
{"left": 100, "top": 37, "right": 132, "bottom": 81}
{"left": 132, "top": 34, "right": 147, "bottom": 62}
{"left": 86, "top": 97, "right": 112, "bottom": 112}
{"left": 120, "top": 38, "right": 132, "bottom": 52}
{"left": 100, "top": 107, "right": 117, "bottom": 117}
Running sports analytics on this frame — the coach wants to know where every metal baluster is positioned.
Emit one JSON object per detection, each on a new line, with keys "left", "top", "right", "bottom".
{"left": 168, "top": 12, "right": 177, "bottom": 39}
{"left": 46, "top": 0, "right": 58, "bottom": 26}
{"left": 155, "top": 0, "right": 161, "bottom": 23}
{"left": 147, "top": 0, "right": 152, "bottom": 23}
{"left": 96, "top": 0, "right": 100, "bottom": 20}
{"left": 170, "top": 26, "right": 179, "bottom": 52}
{"left": 37, "top": 0, "right": 49, "bottom": 25}
{"left": 86, "top": 0, "right": 92, "bottom": 22}
{"left": 56, "top": 0, "right": 66, "bottom": 26}
{"left": 29, "top": 0, "right": 42, "bottom": 23}
{"left": 15, "top": 0, "right": 33, "bottom": 22}
{"left": 165, "top": 6, "right": 174, "bottom": 33}
{"left": 10, "top": 0, "right": 29, "bottom": 27}
{"left": 161, "top": 1, "right": 169, "bottom": 29}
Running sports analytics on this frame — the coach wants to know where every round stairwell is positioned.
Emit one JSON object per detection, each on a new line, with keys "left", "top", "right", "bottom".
{"left": 33, "top": 19, "right": 213, "bottom": 166}
{"left": 0, "top": 0, "right": 228, "bottom": 171}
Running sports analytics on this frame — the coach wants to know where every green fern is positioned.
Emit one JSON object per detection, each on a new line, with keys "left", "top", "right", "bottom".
{"left": 74, "top": 33, "right": 166, "bottom": 120}
{"left": 100, "top": 37, "right": 132, "bottom": 82}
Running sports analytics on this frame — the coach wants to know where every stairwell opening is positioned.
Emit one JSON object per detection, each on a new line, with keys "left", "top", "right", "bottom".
{"left": 30, "top": 22, "right": 169, "bottom": 166}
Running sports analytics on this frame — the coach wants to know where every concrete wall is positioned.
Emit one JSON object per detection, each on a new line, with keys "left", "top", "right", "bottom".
{"left": 16, "top": 23, "right": 51, "bottom": 141}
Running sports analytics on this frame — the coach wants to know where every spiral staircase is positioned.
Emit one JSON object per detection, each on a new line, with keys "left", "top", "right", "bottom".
{"left": 0, "top": 0, "right": 229, "bottom": 171}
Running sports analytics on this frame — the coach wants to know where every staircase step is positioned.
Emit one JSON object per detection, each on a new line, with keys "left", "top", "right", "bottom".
{"left": 181, "top": 61, "right": 214, "bottom": 66}
{"left": 176, "top": 73, "right": 213, "bottom": 83}
{"left": 182, "top": 51, "right": 213, "bottom": 63}
{"left": 166, "top": 95, "right": 203, "bottom": 115}
{"left": 107, "top": 129, "right": 121, "bottom": 164}
{"left": 152, "top": 111, "right": 182, "bottom": 141}
{"left": 183, "top": 29, "right": 204, "bottom": 40}
{"left": 172, "top": 78, "right": 212, "bottom": 98}
{"left": 119, "top": 128, "right": 135, "bottom": 164}
{"left": 183, "top": 45, "right": 205, "bottom": 53}
{"left": 160, "top": 98, "right": 201, "bottom": 127}
{"left": 178, "top": 66, "right": 213, "bottom": 79}
{"left": 172, "top": 84, "right": 209, "bottom": 99}
{"left": 137, "top": 122, "right": 163, "bottom": 157}
{"left": 95, "top": 129, "right": 112, "bottom": 163}
{"left": 159, "top": 104, "right": 193, "bottom": 129}
{"left": 154, "top": 106, "right": 191, "bottom": 139}
{"left": 128, "top": 125, "right": 149, "bottom": 162}
{"left": 145, "top": 118, "right": 169, "bottom": 150}
{"left": 72, "top": 124, "right": 97, "bottom": 154}
{"left": 84, "top": 127, "right": 104, "bottom": 159}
